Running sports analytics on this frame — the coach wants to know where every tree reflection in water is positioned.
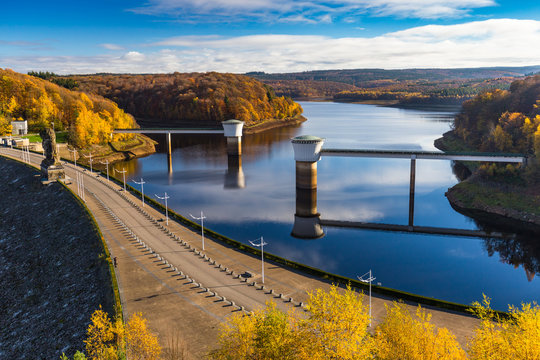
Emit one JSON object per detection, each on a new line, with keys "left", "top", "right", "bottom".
{"left": 483, "top": 234, "right": 540, "bottom": 282}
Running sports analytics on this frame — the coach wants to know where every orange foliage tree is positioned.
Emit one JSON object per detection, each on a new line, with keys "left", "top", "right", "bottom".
{"left": 0, "top": 68, "right": 136, "bottom": 147}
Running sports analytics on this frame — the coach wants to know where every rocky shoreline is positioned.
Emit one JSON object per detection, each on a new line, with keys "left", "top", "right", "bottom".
{"left": 0, "top": 156, "right": 114, "bottom": 359}
{"left": 436, "top": 131, "right": 540, "bottom": 232}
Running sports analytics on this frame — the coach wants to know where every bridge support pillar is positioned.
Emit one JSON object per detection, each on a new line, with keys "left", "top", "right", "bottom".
{"left": 408, "top": 155, "right": 416, "bottom": 228}
{"left": 222, "top": 120, "right": 244, "bottom": 156}
{"left": 166, "top": 132, "right": 173, "bottom": 173}
{"left": 291, "top": 135, "right": 325, "bottom": 239}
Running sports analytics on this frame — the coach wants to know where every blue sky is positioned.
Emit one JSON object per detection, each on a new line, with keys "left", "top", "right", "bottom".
{"left": 1, "top": 0, "right": 539, "bottom": 74}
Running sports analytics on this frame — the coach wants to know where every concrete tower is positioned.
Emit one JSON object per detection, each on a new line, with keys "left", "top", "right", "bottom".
{"left": 290, "top": 135, "right": 325, "bottom": 239}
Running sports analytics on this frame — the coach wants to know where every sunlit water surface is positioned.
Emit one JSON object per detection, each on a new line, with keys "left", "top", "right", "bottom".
{"left": 111, "top": 102, "right": 539, "bottom": 310}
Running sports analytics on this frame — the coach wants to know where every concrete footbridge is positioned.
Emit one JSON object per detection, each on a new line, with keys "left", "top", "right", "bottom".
{"left": 113, "top": 120, "right": 244, "bottom": 172}
{"left": 290, "top": 135, "right": 527, "bottom": 240}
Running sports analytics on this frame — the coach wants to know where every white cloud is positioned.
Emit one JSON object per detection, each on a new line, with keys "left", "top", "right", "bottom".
{"left": 3, "top": 19, "right": 539, "bottom": 74}
{"left": 121, "top": 51, "right": 145, "bottom": 61}
{"left": 130, "top": 0, "right": 496, "bottom": 22}
{"left": 100, "top": 43, "right": 125, "bottom": 51}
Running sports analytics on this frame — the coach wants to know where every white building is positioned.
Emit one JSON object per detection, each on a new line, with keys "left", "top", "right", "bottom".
{"left": 11, "top": 120, "right": 28, "bottom": 135}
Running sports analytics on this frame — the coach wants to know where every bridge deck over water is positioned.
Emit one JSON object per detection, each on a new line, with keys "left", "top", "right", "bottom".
{"left": 321, "top": 149, "right": 527, "bottom": 163}
{"left": 113, "top": 128, "right": 224, "bottom": 134}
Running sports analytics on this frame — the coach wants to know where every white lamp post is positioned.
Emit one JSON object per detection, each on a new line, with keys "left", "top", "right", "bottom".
{"left": 249, "top": 237, "right": 268, "bottom": 283}
{"left": 155, "top": 192, "right": 170, "bottom": 225}
{"left": 358, "top": 270, "right": 376, "bottom": 327}
{"left": 100, "top": 160, "right": 110, "bottom": 181}
{"left": 68, "top": 148, "right": 77, "bottom": 167}
{"left": 115, "top": 168, "right": 127, "bottom": 191}
{"left": 189, "top": 211, "right": 206, "bottom": 250}
{"left": 132, "top": 178, "right": 145, "bottom": 207}
{"left": 83, "top": 153, "right": 94, "bottom": 174}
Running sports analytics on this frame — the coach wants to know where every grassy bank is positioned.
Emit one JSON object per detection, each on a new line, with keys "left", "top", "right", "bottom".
{"left": 436, "top": 130, "right": 540, "bottom": 230}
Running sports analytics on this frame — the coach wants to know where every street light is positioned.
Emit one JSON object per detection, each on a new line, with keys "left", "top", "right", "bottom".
{"left": 155, "top": 192, "right": 170, "bottom": 225}
{"left": 114, "top": 168, "right": 127, "bottom": 191}
{"left": 249, "top": 237, "right": 268, "bottom": 283}
{"left": 132, "top": 177, "right": 145, "bottom": 207}
{"left": 189, "top": 211, "right": 206, "bottom": 250}
{"left": 358, "top": 270, "right": 376, "bottom": 327}
{"left": 100, "top": 159, "right": 110, "bottom": 181}
{"left": 67, "top": 148, "right": 77, "bottom": 167}
{"left": 83, "top": 153, "right": 94, "bottom": 174}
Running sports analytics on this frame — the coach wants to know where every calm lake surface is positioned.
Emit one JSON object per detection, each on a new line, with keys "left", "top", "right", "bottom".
{"left": 113, "top": 102, "right": 539, "bottom": 310}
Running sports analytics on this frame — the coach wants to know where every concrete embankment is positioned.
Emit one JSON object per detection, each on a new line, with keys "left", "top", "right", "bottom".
{"left": 0, "top": 157, "right": 114, "bottom": 359}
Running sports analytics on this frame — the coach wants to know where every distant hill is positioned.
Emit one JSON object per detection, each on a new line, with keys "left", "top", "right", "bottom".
{"left": 247, "top": 66, "right": 540, "bottom": 104}
{"left": 0, "top": 69, "right": 136, "bottom": 147}
{"left": 69, "top": 72, "right": 304, "bottom": 130}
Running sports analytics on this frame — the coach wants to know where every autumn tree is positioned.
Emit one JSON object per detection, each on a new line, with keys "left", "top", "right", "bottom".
{"left": 468, "top": 295, "right": 540, "bottom": 360}
{"left": 373, "top": 303, "right": 467, "bottom": 360}
{"left": 125, "top": 313, "right": 161, "bottom": 360}
{"left": 212, "top": 302, "right": 300, "bottom": 360}
{"left": 84, "top": 308, "right": 124, "bottom": 360}
{"left": 82, "top": 308, "right": 160, "bottom": 360}
{"left": 0, "top": 68, "right": 136, "bottom": 148}
{"left": 70, "top": 72, "right": 304, "bottom": 128}
{"left": 301, "top": 284, "right": 373, "bottom": 360}
{"left": 211, "top": 285, "right": 372, "bottom": 360}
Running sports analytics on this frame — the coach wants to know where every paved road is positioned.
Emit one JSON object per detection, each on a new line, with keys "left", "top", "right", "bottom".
{"left": 1, "top": 147, "right": 481, "bottom": 357}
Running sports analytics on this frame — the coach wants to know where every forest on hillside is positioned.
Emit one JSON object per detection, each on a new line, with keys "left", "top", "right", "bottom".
{"left": 249, "top": 66, "right": 540, "bottom": 104}
{"left": 453, "top": 75, "right": 540, "bottom": 155}
{"left": 69, "top": 72, "right": 304, "bottom": 128}
{"left": 0, "top": 69, "right": 135, "bottom": 147}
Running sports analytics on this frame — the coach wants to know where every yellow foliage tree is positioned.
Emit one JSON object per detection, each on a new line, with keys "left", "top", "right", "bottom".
{"left": 84, "top": 308, "right": 122, "bottom": 360}
{"left": 212, "top": 285, "right": 372, "bottom": 360}
{"left": 468, "top": 295, "right": 540, "bottom": 360}
{"left": 212, "top": 302, "right": 300, "bottom": 360}
{"left": 374, "top": 302, "right": 467, "bottom": 360}
{"left": 125, "top": 312, "right": 161, "bottom": 360}
{"left": 0, "top": 114, "right": 12, "bottom": 135}
{"left": 84, "top": 309, "right": 160, "bottom": 360}
{"left": 301, "top": 284, "right": 373, "bottom": 360}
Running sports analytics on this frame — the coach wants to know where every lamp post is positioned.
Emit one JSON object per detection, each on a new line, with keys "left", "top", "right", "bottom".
{"left": 155, "top": 192, "right": 170, "bottom": 225}
{"left": 358, "top": 270, "right": 376, "bottom": 327}
{"left": 114, "top": 168, "right": 127, "bottom": 191}
{"left": 249, "top": 237, "right": 268, "bottom": 283}
{"left": 189, "top": 211, "right": 206, "bottom": 250}
{"left": 83, "top": 153, "right": 94, "bottom": 174}
{"left": 68, "top": 148, "right": 77, "bottom": 167}
{"left": 132, "top": 178, "right": 145, "bottom": 207}
{"left": 100, "top": 160, "right": 110, "bottom": 181}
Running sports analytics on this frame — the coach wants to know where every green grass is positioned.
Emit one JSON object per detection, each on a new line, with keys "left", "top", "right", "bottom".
{"left": 23, "top": 131, "right": 68, "bottom": 143}
{"left": 452, "top": 180, "right": 540, "bottom": 215}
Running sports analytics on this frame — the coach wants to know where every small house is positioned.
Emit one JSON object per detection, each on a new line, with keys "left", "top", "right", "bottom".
{"left": 11, "top": 120, "right": 28, "bottom": 135}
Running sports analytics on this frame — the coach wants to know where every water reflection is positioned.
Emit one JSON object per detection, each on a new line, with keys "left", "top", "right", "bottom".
{"left": 484, "top": 235, "right": 540, "bottom": 282}
{"left": 107, "top": 102, "right": 539, "bottom": 308}
{"left": 224, "top": 156, "right": 245, "bottom": 189}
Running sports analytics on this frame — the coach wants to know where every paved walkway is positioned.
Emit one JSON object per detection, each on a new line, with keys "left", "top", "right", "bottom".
{"left": 1, "top": 147, "right": 480, "bottom": 358}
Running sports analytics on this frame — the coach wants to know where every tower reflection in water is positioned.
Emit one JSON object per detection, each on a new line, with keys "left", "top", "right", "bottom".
{"left": 292, "top": 187, "right": 324, "bottom": 239}
{"left": 224, "top": 155, "right": 245, "bottom": 189}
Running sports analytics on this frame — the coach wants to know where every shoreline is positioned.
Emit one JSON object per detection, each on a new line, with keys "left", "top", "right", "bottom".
{"left": 435, "top": 130, "right": 540, "bottom": 231}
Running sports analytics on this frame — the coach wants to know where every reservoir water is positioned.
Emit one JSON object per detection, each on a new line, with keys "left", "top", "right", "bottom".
{"left": 112, "top": 102, "right": 539, "bottom": 310}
